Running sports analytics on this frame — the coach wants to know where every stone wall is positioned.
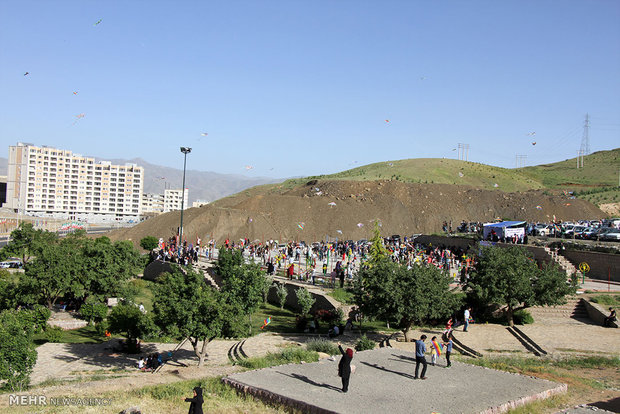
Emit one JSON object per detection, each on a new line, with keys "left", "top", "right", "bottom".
{"left": 560, "top": 250, "right": 620, "bottom": 282}
{"left": 583, "top": 299, "right": 618, "bottom": 328}
{"left": 267, "top": 280, "right": 338, "bottom": 314}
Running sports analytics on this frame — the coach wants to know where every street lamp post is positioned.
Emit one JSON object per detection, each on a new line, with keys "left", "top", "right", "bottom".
{"left": 179, "top": 147, "right": 192, "bottom": 243}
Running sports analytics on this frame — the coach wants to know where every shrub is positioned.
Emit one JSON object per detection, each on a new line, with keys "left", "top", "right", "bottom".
{"left": 139, "top": 236, "right": 159, "bottom": 251}
{"left": 513, "top": 309, "right": 534, "bottom": 325}
{"left": 45, "top": 326, "right": 64, "bottom": 343}
{"left": 79, "top": 299, "right": 108, "bottom": 325}
{"left": 355, "top": 335, "right": 376, "bottom": 351}
{"left": 32, "top": 305, "right": 51, "bottom": 334}
{"left": 306, "top": 338, "right": 339, "bottom": 355}
{"left": 315, "top": 309, "right": 340, "bottom": 324}
{"left": 295, "top": 287, "right": 315, "bottom": 316}
{"left": 275, "top": 283, "right": 288, "bottom": 309}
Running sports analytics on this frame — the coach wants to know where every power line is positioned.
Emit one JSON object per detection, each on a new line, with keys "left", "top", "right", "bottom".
{"left": 457, "top": 143, "right": 470, "bottom": 161}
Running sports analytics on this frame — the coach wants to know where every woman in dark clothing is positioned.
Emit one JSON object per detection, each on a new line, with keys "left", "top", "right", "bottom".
{"left": 183, "top": 386, "right": 203, "bottom": 414}
{"left": 337, "top": 342, "right": 353, "bottom": 393}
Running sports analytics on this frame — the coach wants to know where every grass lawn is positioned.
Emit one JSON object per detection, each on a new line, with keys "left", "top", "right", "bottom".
{"left": 589, "top": 294, "right": 620, "bottom": 307}
{"left": 130, "top": 278, "right": 155, "bottom": 312}
{"left": 327, "top": 287, "right": 355, "bottom": 305}
{"left": 252, "top": 302, "right": 302, "bottom": 334}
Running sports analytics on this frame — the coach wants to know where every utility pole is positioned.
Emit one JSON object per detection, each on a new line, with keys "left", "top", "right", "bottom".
{"left": 515, "top": 154, "right": 527, "bottom": 168}
{"left": 580, "top": 113, "right": 590, "bottom": 156}
{"left": 458, "top": 143, "right": 470, "bottom": 161}
{"left": 179, "top": 147, "right": 192, "bottom": 243}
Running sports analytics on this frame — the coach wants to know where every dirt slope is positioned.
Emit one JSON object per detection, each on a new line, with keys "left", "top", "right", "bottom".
{"left": 107, "top": 180, "right": 605, "bottom": 245}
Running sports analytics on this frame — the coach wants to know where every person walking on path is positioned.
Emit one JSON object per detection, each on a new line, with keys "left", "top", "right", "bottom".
{"left": 337, "top": 342, "right": 354, "bottom": 393}
{"left": 183, "top": 386, "right": 204, "bottom": 414}
{"left": 414, "top": 335, "right": 428, "bottom": 379}
{"left": 463, "top": 307, "right": 471, "bottom": 332}
{"left": 444, "top": 332, "right": 454, "bottom": 368}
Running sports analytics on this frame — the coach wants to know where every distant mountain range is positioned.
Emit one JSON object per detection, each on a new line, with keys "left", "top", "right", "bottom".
{"left": 0, "top": 156, "right": 282, "bottom": 204}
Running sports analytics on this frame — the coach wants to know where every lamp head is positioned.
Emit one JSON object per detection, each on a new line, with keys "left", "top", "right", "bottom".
{"left": 180, "top": 147, "right": 192, "bottom": 154}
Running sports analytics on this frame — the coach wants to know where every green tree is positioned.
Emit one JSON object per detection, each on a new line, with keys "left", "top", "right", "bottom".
{"left": 80, "top": 237, "right": 142, "bottom": 303}
{"left": 275, "top": 283, "right": 288, "bottom": 309}
{"left": 20, "top": 237, "right": 84, "bottom": 308}
{"left": 0, "top": 270, "right": 20, "bottom": 311}
{"left": 107, "top": 302, "right": 153, "bottom": 352}
{"left": 79, "top": 297, "right": 108, "bottom": 325}
{"left": 295, "top": 287, "right": 316, "bottom": 317}
{"left": 153, "top": 266, "right": 238, "bottom": 366}
{"left": 0, "top": 309, "right": 38, "bottom": 391}
{"left": 368, "top": 220, "right": 388, "bottom": 265}
{"left": 215, "top": 247, "right": 244, "bottom": 278}
{"left": 354, "top": 259, "right": 454, "bottom": 341}
{"left": 4, "top": 222, "right": 58, "bottom": 264}
{"left": 220, "top": 263, "right": 270, "bottom": 334}
{"left": 465, "top": 245, "right": 577, "bottom": 326}
{"left": 140, "top": 236, "right": 159, "bottom": 251}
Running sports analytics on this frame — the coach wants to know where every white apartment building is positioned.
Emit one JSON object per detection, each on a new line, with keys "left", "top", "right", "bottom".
{"left": 163, "top": 188, "right": 188, "bottom": 213}
{"left": 5, "top": 143, "right": 144, "bottom": 223}
{"left": 141, "top": 193, "right": 165, "bottom": 214}
{"left": 192, "top": 200, "right": 209, "bottom": 208}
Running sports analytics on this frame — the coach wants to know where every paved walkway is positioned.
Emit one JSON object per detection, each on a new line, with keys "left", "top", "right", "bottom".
{"left": 224, "top": 348, "right": 566, "bottom": 414}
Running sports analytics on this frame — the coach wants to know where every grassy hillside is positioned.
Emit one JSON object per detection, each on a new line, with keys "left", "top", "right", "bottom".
{"left": 517, "top": 148, "right": 620, "bottom": 189}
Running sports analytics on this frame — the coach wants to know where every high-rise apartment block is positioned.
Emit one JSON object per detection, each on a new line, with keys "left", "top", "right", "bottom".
{"left": 4, "top": 143, "right": 144, "bottom": 223}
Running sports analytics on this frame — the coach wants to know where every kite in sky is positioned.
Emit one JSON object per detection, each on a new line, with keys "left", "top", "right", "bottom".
{"left": 23, "top": 72, "right": 29, "bottom": 76}
{"left": 75, "top": 113, "right": 85, "bottom": 119}
{"left": 73, "top": 91, "right": 78, "bottom": 95}
{"left": 385, "top": 119, "right": 390, "bottom": 123}
{"left": 297, "top": 222, "right": 305, "bottom": 230}
{"left": 452, "top": 148, "right": 457, "bottom": 151}
{"left": 532, "top": 142, "right": 536, "bottom": 146}
{"left": 200, "top": 132, "right": 208, "bottom": 136}
{"left": 94, "top": 19, "right": 102, "bottom": 26}
{"left": 527, "top": 132, "right": 536, "bottom": 136}
{"left": 245, "top": 165, "right": 254, "bottom": 170}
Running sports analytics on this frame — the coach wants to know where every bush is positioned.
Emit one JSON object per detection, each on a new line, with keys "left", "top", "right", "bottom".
{"left": 274, "top": 283, "right": 288, "bottom": 309}
{"left": 45, "top": 326, "right": 64, "bottom": 343}
{"left": 295, "top": 287, "right": 315, "bottom": 316}
{"left": 355, "top": 335, "right": 376, "bottom": 351}
{"left": 306, "top": 338, "right": 339, "bottom": 355}
{"left": 140, "top": 236, "right": 159, "bottom": 251}
{"left": 513, "top": 309, "right": 534, "bottom": 325}
{"left": 315, "top": 309, "right": 340, "bottom": 324}
{"left": 32, "top": 305, "right": 51, "bottom": 334}
{"left": 79, "top": 299, "right": 108, "bottom": 325}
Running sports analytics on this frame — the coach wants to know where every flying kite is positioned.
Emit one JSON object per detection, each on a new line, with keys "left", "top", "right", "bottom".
{"left": 73, "top": 91, "right": 78, "bottom": 95}
{"left": 94, "top": 19, "right": 102, "bottom": 26}
{"left": 536, "top": 205, "right": 542, "bottom": 210}
{"left": 200, "top": 132, "right": 208, "bottom": 136}
{"left": 527, "top": 132, "right": 536, "bottom": 136}
{"left": 328, "top": 202, "right": 337, "bottom": 207}
{"left": 245, "top": 165, "right": 254, "bottom": 170}
{"left": 357, "top": 223, "right": 364, "bottom": 228}
{"left": 532, "top": 142, "right": 536, "bottom": 146}
{"left": 297, "top": 222, "right": 305, "bottom": 230}
{"left": 23, "top": 72, "right": 29, "bottom": 76}
{"left": 75, "top": 113, "right": 85, "bottom": 119}
{"left": 260, "top": 317, "right": 271, "bottom": 330}
{"left": 385, "top": 119, "right": 390, "bottom": 123}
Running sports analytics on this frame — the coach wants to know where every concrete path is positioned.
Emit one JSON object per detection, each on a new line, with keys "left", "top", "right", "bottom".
{"left": 224, "top": 348, "right": 566, "bottom": 414}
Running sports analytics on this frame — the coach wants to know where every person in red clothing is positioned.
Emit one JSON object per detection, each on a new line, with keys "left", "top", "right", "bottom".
{"left": 287, "top": 263, "right": 295, "bottom": 280}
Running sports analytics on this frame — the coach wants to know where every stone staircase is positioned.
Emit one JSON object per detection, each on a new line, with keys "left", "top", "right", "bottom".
{"left": 528, "top": 297, "right": 590, "bottom": 325}
{"left": 543, "top": 247, "right": 577, "bottom": 276}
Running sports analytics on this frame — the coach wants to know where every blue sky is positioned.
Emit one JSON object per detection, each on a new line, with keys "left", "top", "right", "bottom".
{"left": 1, "top": 0, "right": 619, "bottom": 178}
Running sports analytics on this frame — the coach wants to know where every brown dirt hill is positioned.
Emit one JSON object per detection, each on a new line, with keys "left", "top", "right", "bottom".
{"left": 107, "top": 180, "right": 605, "bottom": 246}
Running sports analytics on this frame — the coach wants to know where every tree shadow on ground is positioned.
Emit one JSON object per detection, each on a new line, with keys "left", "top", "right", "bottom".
{"left": 360, "top": 361, "right": 415, "bottom": 379}
{"left": 276, "top": 371, "right": 342, "bottom": 392}
{"left": 50, "top": 341, "right": 199, "bottom": 371}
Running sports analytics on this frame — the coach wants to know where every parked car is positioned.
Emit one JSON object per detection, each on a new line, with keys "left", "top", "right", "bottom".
{"left": 601, "top": 229, "right": 620, "bottom": 242}
{"left": 580, "top": 227, "right": 597, "bottom": 240}
{"left": 0, "top": 262, "right": 10, "bottom": 269}
{"left": 534, "top": 224, "right": 553, "bottom": 236}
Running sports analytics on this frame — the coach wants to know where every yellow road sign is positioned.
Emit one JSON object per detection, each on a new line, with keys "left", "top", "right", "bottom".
{"left": 579, "top": 262, "right": 590, "bottom": 273}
